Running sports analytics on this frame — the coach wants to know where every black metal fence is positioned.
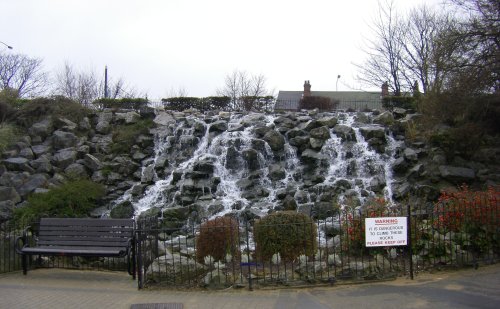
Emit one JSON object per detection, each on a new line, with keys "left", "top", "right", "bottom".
{"left": 1, "top": 192, "right": 498, "bottom": 290}
{"left": 134, "top": 195, "right": 499, "bottom": 289}
{"left": 274, "top": 99, "right": 384, "bottom": 112}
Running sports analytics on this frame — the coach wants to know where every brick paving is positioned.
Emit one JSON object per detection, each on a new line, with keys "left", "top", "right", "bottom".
{"left": 0, "top": 265, "right": 499, "bottom": 309}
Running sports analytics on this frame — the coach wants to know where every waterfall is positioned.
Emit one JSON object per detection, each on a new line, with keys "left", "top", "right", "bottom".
{"left": 121, "top": 110, "right": 401, "bottom": 219}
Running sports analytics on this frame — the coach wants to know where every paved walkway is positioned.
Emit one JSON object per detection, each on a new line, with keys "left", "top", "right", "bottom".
{"left": 0, "top": 264, "right": 499, "bottom": 309}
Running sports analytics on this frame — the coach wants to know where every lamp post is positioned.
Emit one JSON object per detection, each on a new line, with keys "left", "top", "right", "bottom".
{"left": 336, "top": 75, "right": 341, "bottom": 91}
{"left": 0, "top": 41, "right": 13, "bottom": 49}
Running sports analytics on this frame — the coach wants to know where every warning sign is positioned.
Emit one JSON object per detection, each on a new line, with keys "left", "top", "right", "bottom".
{"left": 365, "top": 217, "right": 407, "bottom": 247}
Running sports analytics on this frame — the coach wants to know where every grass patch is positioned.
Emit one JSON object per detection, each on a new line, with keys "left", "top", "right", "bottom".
{"left": 0, "top": 124, "right": 19, "bottom": 154}
{"left": 111, "top": 118, "right": 155, "bottom": 154}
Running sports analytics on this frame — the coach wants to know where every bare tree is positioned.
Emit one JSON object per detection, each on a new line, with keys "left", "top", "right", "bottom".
{"left": 54, "top": 62, "right": 99, "bottom": 104}
{"left": 165, "top": 86, "right": 188, "bottom": 98}
{"left": 217, "top": 70, "right": 270, "bottom": 110}
{"left": 0, "top": 52, "right": 48, "bottom": 97}
{"left": 355, "top": 0, "right": 407, "bottom": 95}
{"left": 443, "top": 0, "right": 500, "bottom": 93}
{"left": 53, "top": 63, "right": 141, "bottom": 104}
{"left": 400, "top": 5, "right": 455, "bottom": 93}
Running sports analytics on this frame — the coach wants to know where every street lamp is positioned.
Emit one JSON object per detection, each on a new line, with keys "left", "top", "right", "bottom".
{"left": 0, "top": 41, "right": 13, "bottom": 49}
{"left": 336, "top": 75, "right": 341, "bottom": 91}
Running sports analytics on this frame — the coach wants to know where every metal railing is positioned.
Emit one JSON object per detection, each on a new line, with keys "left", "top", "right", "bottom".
{"left": 2, "top": 194, "right": 498, "bottom": 289}
{"left": 134, "top": 196, "right": 499, "bottom": 289}
{"left": 274, "top": 99, "right": 384, "bottom": 112}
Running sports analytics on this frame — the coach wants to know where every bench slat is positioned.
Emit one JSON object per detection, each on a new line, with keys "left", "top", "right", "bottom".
{"left": 39, "top": 231, "right": 132, "bottom": 238}
{"left": 20, "top": 246, "right": 127, "bottom": 257}
{"left": 40, "top": 218, "right": 134, "bottom": 227}
{"left": 37, "top": 239, "right": 129, "bottom": 246}
{"left": 39, "top": 226, "right": 133, "bottom": 233}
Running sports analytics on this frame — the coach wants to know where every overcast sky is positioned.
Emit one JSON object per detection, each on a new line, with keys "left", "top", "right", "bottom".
{"left": 1, "top": 0, "right": 444, "bottom": 99}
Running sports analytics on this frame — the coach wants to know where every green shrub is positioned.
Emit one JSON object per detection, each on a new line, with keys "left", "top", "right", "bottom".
{"left": 299, "top": 96, "right": 338, "bottom": 111}
{"left": 162, "top": 96, "right": 232, "bottom": 111}
{"left": 195, "top": 217, "right": 240, "bottom": 263}
{"left": 15, "top": 96, "right": 90, "bottom": 128}
{"left": 0, "top": 123, "right": 19, "bottom": 154}
{"left": 253, "top": 211, "right": 317, "bottom": 262}
{"left": 14, "top": 180, "right": 105, "bottom": 222}
{"left": 111, "top": 118, "right": 155, "bottom": 154}
{"left": 382, "top": 96, "right": 416, "bottom": 110}
{"left": 94, "top": 98, "right": 148, "bottom": 110}
{"left": 0, "top": 88, "right": 20, "bottom": 124}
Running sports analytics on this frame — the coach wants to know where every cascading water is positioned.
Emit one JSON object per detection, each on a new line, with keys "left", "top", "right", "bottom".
{"left": 320, "top": 113, "right": 401, "bottom": 207}
{"left": 121, "top": 110, "right": 401, "bottom": 221}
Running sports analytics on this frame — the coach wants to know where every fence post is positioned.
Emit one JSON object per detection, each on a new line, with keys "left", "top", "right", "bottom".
{"left": 245, "top": 220, "right": 253, "bottom": 291}
{"left": 407, "top": 204, "right": 414, "bottom": 280}
{"left": 136, "top": 223, "right": 144, "bottom": 289}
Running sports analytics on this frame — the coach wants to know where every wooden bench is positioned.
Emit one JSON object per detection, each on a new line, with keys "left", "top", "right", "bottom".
{"left": 15, "top": 218, "right": 136, "bottom": 279}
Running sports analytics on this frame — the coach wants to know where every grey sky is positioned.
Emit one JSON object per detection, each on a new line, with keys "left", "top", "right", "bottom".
{"left": 1, "top": 0, "right": 443, "bottom": 99}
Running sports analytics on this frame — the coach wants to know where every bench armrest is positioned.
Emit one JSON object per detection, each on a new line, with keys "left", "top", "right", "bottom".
{"left": 14, "top": 225, "right": 35, "bottom": 255}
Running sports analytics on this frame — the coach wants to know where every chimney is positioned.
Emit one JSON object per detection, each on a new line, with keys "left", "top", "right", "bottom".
{"left": 303, "top": 80, "right": 311, "bottom": 97}
{"left": 381, "top": 82, "right": 389, "bottom": 97}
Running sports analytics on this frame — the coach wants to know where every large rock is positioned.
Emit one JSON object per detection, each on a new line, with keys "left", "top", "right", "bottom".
{"left": 78, "top": 117, "right": 92, "bottom": 131}
{"left": 300, "top": 149, "right": 327, "bottom": 163}
{"left": 52, "top": 149, "right": 77, "bottom": 169}
{"left": 92, "top": 135, "right": 113, "bottom": 154}
{"left": 373, "top": 111, "right": 394, "bottom": 126}
{"left": 263, "top": 130, "right": 285, "bottom": 152}
{"left": 333, "top": 125, "right": 356, "bottom": 142}
{"left": 31, "top": 145, "right": 52, "bottom": 157}
{"left": 18, "top": 147, "right": 34, "bottom": 160}
{"left": 54, "top": 117, "right": 77, "bottom": 131}
{"left": 369, "top": 175, "right": 386, "bottom": 193}
{"left": 3, "top": 158, "right": 34, "bottom": 173}
{"left": 146, "top": 253, "right": 205, "bottom": 283}
{"left": 141, "top": 165, "right": 155, "bottom": 184}
{"left": 110, "top": 201, "right": 135, "bottom": 219}
{"left": 64, "top": 163, "right": 88, "bottom": 179}
{"left": 392, "top": 157, "right": 409, "bottom": 175}
{"left": 268, "top": 164, "right": 286, "bottom": 181}
{"left": 30, "top": 156, "right": 53, "bottom": 173}
{"left": 309, "top": 138, "right": 325, "bottom": 150}
{"left": 16, "top": 174, "right": 48, "bottom": 197}
{"left": 154, "top": 112, "right": 176, "bottom": 126}
{"left": 242, "top": 149, "right": 260, "bottom": 170}
{"left": 111, "top": 156, "right": 140, "bottom": 176}
{"left": 28, "top": 118, "right": 53, "bottom": 140}
{"left": 282, "top": 195, "right": 297, "bottom": 211}
{"left": 83, "top": 154, "right": 102, "bottom": 171}
{"left": 359, "top": 126, "right": 386, "bottom": 141}
{"left": 52, "top": 130, "right": 78, "bottom": 150}
{"left": 209, "top": 120, "right": 228, "bottom": 133}
{"left": 0, "top": 186, "right": 21, "bottom": 203}
{"left": 274, "top": 116, "right": 297, "bottom": 129}
{"left": 317, "top": 116, "right": 338, "bottom": 128}
{"left": 404, "top": 148, "right": 419, "bottom": 162}
{"left": 96, "top": 112, "right": 113, "bottom": 134}
{"left": 439, "top": 165, "right": 475, "bottom": 183}
{"left": 0, "top": 200, "right": 15, "bottom": 222}
{"left": 115, "top": 111, "right": 140, "bottom": 124}
{"left": 289, "top": 136, "right": 310, "bottom": 153}
{"left": 310, "top": 126, "right": 331, "bottom": 140}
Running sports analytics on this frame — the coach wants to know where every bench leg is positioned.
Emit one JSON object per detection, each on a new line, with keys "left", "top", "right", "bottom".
{"left": 132, "top": 241, "right": 136, "bottom": 280}
{"left": 22, "top": 254, "right": 27, "bottom": 275}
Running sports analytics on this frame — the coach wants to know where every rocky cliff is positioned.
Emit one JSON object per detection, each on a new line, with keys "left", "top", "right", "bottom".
{"left": 1, "top": 107, "right": 498, "bottom": 224}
